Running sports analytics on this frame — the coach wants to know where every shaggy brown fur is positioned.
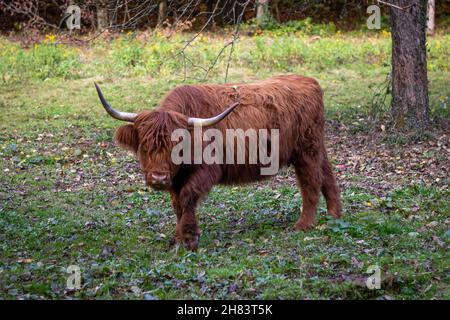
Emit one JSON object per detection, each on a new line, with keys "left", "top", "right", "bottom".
{"left": 113, "top": 74, "right": 341, "bottom": 250}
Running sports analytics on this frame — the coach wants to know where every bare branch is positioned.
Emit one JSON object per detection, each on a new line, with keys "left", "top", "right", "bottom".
{"left": 377, "top": 0, "right": 415, "bottom": 11}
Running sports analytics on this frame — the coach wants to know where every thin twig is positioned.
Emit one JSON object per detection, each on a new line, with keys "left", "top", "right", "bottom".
{"left": 377, "top": 0, "right": 415, "bottom": 11}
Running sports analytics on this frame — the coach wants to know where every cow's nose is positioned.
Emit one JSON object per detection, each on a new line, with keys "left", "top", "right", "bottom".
{"left": 151, "top": 173, "right": 168, "bottom": 184}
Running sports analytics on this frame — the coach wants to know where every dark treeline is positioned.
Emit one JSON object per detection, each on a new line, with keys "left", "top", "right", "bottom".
{"left": 0, "top": 0, "right": 448, "bottom": 33}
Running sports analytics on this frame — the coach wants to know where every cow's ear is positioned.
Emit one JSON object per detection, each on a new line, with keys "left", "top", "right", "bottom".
{"left": 114, "top": 124, "right": 138, "bottom": 153}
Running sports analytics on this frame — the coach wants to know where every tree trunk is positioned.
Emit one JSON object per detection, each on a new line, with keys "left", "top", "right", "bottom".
{"left": 256, "top": 0, "right": 269, "bottom": 25}
{"left": 427, "top": 0, "right": 435, "bottom": 35}
{"left": 158, "top": 1, "right": 167, "bottom": 27}
{"left": 97, "top": 0, "right": 109, "bottom": 30}
{"left": 390, "top": 0, "right": 429, "bottom": 130}
{"left": 274, "top": 1, "right": 280, "bottom": 23}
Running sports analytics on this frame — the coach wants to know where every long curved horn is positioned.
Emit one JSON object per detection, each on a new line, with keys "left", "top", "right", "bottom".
{"left": 94, "top": 82, "right": 137, "bottom": 123}
{"left": 188, "top": 102, "right": 240, "bottom": 127}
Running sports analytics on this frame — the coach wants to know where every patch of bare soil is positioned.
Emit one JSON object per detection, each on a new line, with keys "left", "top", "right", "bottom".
{"left": 269, "top": 125, "right": 449, "bottom": 197}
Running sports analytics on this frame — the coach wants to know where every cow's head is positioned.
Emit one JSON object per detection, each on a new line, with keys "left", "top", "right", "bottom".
{"left": 95, "top": 83, "right": 238, "bottom": 191}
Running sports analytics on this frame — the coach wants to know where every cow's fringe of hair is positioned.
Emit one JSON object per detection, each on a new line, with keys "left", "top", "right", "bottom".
{"left": 135, "top": 110, "right": 188, "bottom": 155}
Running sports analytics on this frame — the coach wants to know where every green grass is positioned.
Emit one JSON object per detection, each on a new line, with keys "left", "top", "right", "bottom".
{"left": 0, "top": 30, "right": 449, "bottom": 299}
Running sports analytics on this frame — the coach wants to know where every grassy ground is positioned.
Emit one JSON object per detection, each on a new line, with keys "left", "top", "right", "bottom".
{"left": 0, "top": 29, "right": 449, "bottom": 299}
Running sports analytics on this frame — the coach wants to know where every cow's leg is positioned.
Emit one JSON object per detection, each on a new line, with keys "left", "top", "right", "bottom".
{"left": 293, "top": 151, "right": 323, "bottom": 231}
{"left": 169, "top": 191, "right": 183, "bottom": 245}
{"left": 321, "top": 154, "right": 342, "bottom": 218}
{"left": 178, "top": 166, "right": 222, "bottom": 250}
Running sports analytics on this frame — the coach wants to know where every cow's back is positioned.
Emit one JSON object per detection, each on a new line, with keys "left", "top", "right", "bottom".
{"left": 159, "top": 75, "right": 325, "bottom": 183}
{"left": 159, "top": 74, "right": 323, "bottom": 130}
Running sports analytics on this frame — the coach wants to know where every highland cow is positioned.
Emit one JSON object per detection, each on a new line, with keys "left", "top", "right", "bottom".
{"left": 95, "top": 74, "right": 342, "bottom": 250}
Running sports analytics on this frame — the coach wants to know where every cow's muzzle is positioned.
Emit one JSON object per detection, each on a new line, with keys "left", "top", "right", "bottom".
{"left": 147, "top": 172, "right": 170, "bottom": 190}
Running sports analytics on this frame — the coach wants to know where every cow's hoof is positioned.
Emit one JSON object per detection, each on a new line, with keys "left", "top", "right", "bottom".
{"left": 171, "top": 233, "right": 199, "bottom": 251}
{"left": 329, "top": 211, "right": 341, "bottom": 219}
{"left": 294, "top": 220, "right": 314, "bottom": 231}
{"left": 183, "top": 234, "right": 199, "bottom": 251}
{"left": 328, "top": 207, "right": 342, "bottom": 219}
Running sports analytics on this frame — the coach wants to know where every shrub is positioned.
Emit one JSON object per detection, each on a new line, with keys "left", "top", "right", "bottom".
{"left": 250, "top": 36, "right": 304, "bottom": 71}
{"left": 112, "top": 37, "right": 145, "bottom": 74}
{"left": 144, "top": 36, "right": 181, "bottom": 76}
{"left": 0, "top": 39, "right": 81, "bottom": 82}
{"left": 26, "top": 44, "right": 81, "bottom": 80}
{"left": 243, "top": 18, "right": 337, "bottom": 37}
